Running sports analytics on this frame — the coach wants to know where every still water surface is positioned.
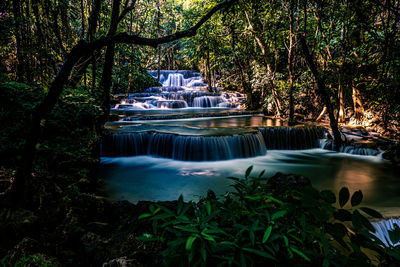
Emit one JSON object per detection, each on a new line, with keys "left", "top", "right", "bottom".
{"left": 100, "top": 149, "right": 400, "bottom": 216}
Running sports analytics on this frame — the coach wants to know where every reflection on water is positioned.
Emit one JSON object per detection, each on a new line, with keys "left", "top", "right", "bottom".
{"left": 100, "top": 149, "right": 400, "bottom": 215}
{"left": 111, "top": 107, "right": 239, "bottom": 116}
{"left": 108, "top": 115, "right": 286, "bottom": 128}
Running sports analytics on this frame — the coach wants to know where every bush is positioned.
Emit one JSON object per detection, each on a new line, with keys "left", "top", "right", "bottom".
{"left": 139, "top": 168, "right": 400, "bottom": 266}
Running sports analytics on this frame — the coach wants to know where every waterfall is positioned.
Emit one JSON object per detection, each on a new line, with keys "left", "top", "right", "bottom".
{"left": 371, "top": 218, "right": 400, "bottom": 247}
{"left": 258, "top": 127, "right": 326, "bottom": 149}
{"left": 193, "top": 96, "right": 228, "bottom": 108}
{"left": 163, "top": 73, "right": 186, "bottom": 87}
{"left": 156, "top": 100, "right": 188, "bottom": 109}
{"left": 101, "top": 133, "right": 149, "bottom": 157}
{"left": 101, "top": 131, "right": 267, "bottom": 161}
{"left": 320, "top": 139, "right": 381, "bottom": 156}
{"left": 164, "top": 92, "right": 220, "bottom": 106}
{"left": 145, "top": 87, "right": 184, "bottom": 93}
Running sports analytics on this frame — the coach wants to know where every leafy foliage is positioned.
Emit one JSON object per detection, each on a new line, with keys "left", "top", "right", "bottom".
{"left": 139, "top": 169, "right": 400, "bottom": 266}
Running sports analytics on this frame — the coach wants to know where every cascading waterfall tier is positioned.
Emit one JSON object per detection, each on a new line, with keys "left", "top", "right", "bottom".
{"left": 258, "top": 126, "right": 326, "bottom": 149}
{"left": 193, "top": 96, "right": 228, "bottom": 108}
{"left": 320, "top": 139, "right": 381, "bottom": 156}
{"left": 112, "top": 70, "right": 244, "bottom": 110}
{"left": 101, "top": 131, "right": 267, "bottom": 161}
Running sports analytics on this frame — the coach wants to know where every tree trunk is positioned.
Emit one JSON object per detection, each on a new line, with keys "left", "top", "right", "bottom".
{"left": 156, "top": 0, "right": 161, "bottom": 80}
{"left": 126, "top": 70, "right": 132, "bottom": 97}
{"left": 12, "top": 42, "right": 86, "bottom": 206}
{"left": 244, "top": 9, "right": 281, "bottom": 115}
{"left": 338, "top": 76, "right": 345, "bottom": 123}
{"left": 99, "top": 0, "right": 121, "bottom": 125}
{"left": 206, "top": 49, "right": 212, "bottom": 92}
{"left": 352, "top": 83, "right": 364, "bottom": 121}
{"left": 300, "top": 34, "right": 342, "bottom": 149}
{"left": 288, "top": 0, "right": 295, "bottom": 125}
{"left": 316, "top": 106, "right": 327, "bottom": 121}
{"left": 12, "top": 0, "right": 25, "bottom": 81}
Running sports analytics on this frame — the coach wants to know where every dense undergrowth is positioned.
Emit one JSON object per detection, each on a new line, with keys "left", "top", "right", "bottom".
{"left": 139, "top": 168, "right": 400, "bottom": 266}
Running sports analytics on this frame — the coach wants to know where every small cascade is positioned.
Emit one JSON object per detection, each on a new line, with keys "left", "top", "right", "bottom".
{"left": 156, "top": 100, "right": 188, "bottom": 109}
{"left": 259, "top": 127, "right": 326, "bottom": 150}
{"left": 163, "top": 92, "right": 220, "bottom": 106}
{"left": 144, "top": 86, "right": 184, "bottom": 93}
{"left": 101, "top": 133, "right": 149, "bottom": 157}
{"left": 163, "top": 73, "right": 186, "bottom": 87}
{"left": 320, "top": 139, "right": 381, "bottom": 156}
{"left": 193, "top": 96, "right": 228, "bottom": 108}
{"left": 101, "top": 131, "right": 267, "bottom": 161}
{"left": 371, "top": 218, "right": 400, "bottom": 247}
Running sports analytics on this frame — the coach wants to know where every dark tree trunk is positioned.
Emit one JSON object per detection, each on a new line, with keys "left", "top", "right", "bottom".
{"left": 207, "top": 49, "right": 212, "bottom": 92}
{"left": 99, "top": 0, "right": 121, "bottom": 125}
{"left": 300, "top": 34, "right": 342, "bottom": 149}
{"left": 288, "top": 0, "right": 296, "bottom": 126}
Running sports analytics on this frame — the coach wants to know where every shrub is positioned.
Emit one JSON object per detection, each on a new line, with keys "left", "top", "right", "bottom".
{"left": 139, "top": 167, "right": 400, "bottom": 266}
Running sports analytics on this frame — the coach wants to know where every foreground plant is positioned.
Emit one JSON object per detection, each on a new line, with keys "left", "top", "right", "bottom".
{"left": 139, "top": 167, "right": 400, "bottom": 266}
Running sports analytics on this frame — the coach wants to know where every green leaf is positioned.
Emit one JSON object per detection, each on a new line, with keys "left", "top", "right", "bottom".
{"left": 174, "top": 225, "right": 198, "bottom": 233}
{"left": 272, "top": 210, "right": 287, "bottom": 221}
{"left": 137, "top": 233, "right": 158, "bottom": 242}
{"left": 352, "top": 210, "right": 374, "bottom": 232}
{"left": 359, "top": 207, "right": 383, "bottom": 218}
{"left": 265, "top": 195, "right": 283, "bottom": 205}
{"left": 186, "top": 236, "right": 197, "bottom": 251}
{"left": 333, "top": 209, "right": 352, "bottom": 221}
{"left": 326, "top": 223, "right": 347, "bottom": 239}
{"left": 206, "top": 200, "right": 211, "bottom": 215}
{"left": 283, "top": 235, "right": 289, "bottom": 247}
{"left": 245, "top": 166, "right": 253, "bottom": 178}
{"left": 290, "top": 247, "right": 311, "bottom": 261}
{"left": 242, "top": 248, "right": 277, "bottom": 261}
{"left": 138, "top": 213, "right": 152, "bottom": 220}
{"left": 250, "top": 230, "right": 255, "bottom": 246}
{"left": 263, "top": 226, "right": 273, "bottom": 243}
{"left": 351, "top": 190, "right": 363, "bottom": 207}
{"left": 320, "top": 190, "right": 336, "bottom": 204}
{"left": 339, "top": 187, "right": 350, "bottom": 208}
{"left": 200, "top": 240, "right": 207, "bottom": 261}
{"left": 244, "top": 195, "right": 262, "bottom": 201}
{"left": 259, "top": 170, "right": 265, "bottom": 178}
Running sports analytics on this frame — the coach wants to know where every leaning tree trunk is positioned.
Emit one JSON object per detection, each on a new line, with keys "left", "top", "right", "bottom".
{"left": 99, "top": 0, "right": 121, "bottom": 125}
{"left": 300, "top": 34, "right": 342, "bottom": 149}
